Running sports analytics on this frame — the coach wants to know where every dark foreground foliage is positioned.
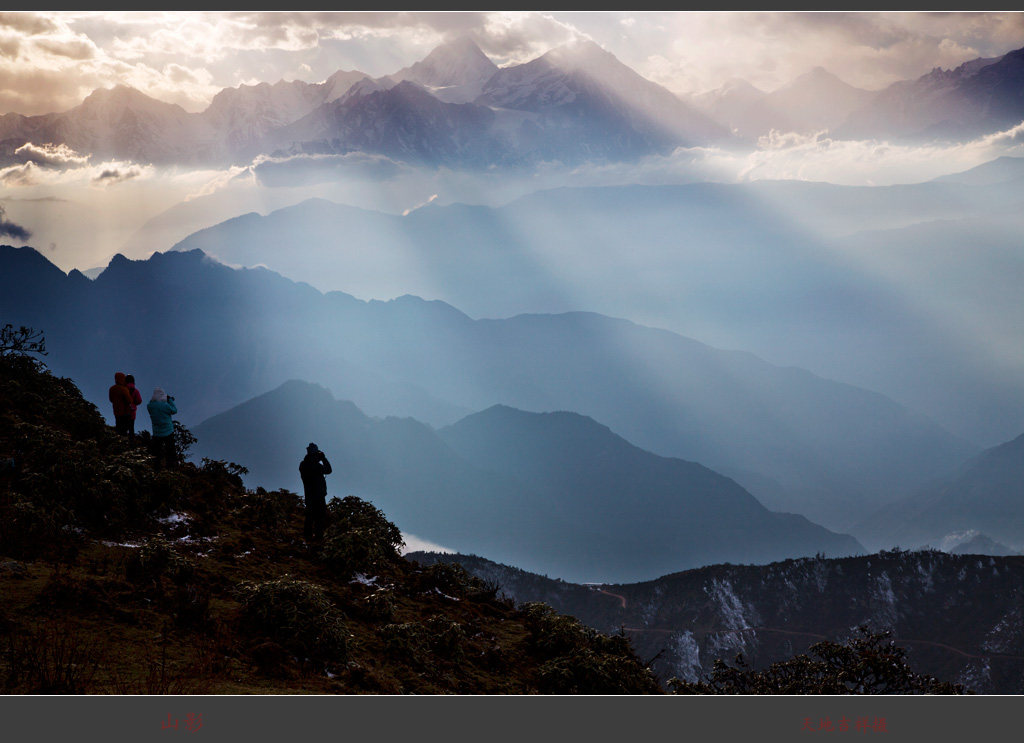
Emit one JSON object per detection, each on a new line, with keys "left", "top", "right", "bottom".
{"left": 669, "top": 626, "right": 970, "bottom": 694}
{"left": 0, "top": 334, "right": 660, "bottom": 694}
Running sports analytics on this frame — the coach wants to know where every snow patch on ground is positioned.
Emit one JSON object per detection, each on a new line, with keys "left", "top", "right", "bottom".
{"left": 982, "top": 605, "right": 1022, "bottom": 654}
{"left": 157, "top": 512, "right": 189, "bottom": 525}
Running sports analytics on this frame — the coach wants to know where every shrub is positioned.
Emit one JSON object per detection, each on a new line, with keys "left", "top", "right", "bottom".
{"left": 319, "top": 496, "right": 404, "bottom": 580}
{"left": 520, "top": 602, "right": 661, "bottom": 694}
{"left": 361, "top": 587, "right": 397, "bottom": 622}
{"left": 125, "top": 537, "right": 194, "bottom": 588}
{"left": 172, "top": 421, "right": 197, "bottom": 463}
{"left": 379, "top": 622, "right": 429, "bottom": 665}
{"left": 536, "top": 646, "right": 660, "bottom": 695}
{"left": 668, "top": 626, "right": 970, "bottom": 695}
{"left": 426, "top": 616, "right": 466, "bottom": 663}
{"left": 235, "top": 577, "right": 349, "bottom": 666}
{"left": 1, "top": 620, "right": 105, "bottom": 694}
{"left": 413, "top": 561, "right": 487, "bottom": 599}
{"left": 200, "top": 458, "right": 248, "bottom": 490}
{"left": 327, "top": 496, "right": 404, "bottom": 551}
{"left": 238, "top": 488, "right": 299, "bottom": 536}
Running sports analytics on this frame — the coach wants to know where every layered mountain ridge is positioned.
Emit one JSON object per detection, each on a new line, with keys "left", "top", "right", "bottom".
{"left": 0, "top": 244, "right": 980, "bottom": 536}
{"left": 189, "top": 380, "right": 865, "bottom": 583}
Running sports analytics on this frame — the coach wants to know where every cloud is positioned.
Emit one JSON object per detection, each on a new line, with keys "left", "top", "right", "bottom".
{"left": 32, "top": 36, "right": 96, "bottom": 61}
{"left": 0, "top": 161, "right": 42, "bottom": 186}
{"left": 402, "top": 193, "right": 437, "bottom": 216}
{"left": 0, "top": 11, "right": 59, "bottom": 36}
{"left": 15, "top": 142, "right": 90, "bottom": 168}
{"left": 252, "top": 151, "right": 405, "bottom": 187}
{"left": 982, "top": 120, "right": 1024, "bottom": 146}
{"left": 182, "top": 165, "right": 252, "bottom": 201}
{"left": 90, "top": 163, "right": 149, "bottom": 186}
{"left": 0, "top": 154, "right": 157, "bottom": 188}
{"left": 633, "top": 11, "right": 1024, "bottom": 96}
{"left": 399, "top": 532, "right": 454, "bottom": 555}
{"left": 0, "top": 203, "right": 31, "bottom": 240}
{"left": 479, "top": 12, "right": 584, "bottom": 63}
{"left": 725, "top": 123, "right": 1024, "bottom": 185}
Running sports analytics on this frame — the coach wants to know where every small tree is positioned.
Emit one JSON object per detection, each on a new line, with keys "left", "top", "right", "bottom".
{"left": 0, "top": 324, "right": 47, "bottom": 358}
{"left": 172, "top": 420, "right": 197, "bottom": 463}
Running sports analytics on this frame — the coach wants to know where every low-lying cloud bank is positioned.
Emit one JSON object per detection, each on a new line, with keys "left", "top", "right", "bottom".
{"left": 2, "top": 120, "right": 1023, "bottom": 273}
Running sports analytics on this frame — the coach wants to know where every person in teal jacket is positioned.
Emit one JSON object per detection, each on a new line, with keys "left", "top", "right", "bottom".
{"left": 147, "top": 388, "right": 178, "bottom": 469}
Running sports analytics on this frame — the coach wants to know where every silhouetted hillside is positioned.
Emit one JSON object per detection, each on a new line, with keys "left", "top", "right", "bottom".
{"left": 0, "top": 335, "right": 661, "bottom": 694}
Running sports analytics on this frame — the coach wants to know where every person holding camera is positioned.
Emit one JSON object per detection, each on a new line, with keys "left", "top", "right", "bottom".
{"left": 147, "top": 388, "right": 178, "bottom": 470}
{"left": 299, "top": 442, "right": 332, "bottom": 542}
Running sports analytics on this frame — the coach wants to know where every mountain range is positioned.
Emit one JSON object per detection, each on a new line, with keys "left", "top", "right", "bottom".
{"left": 189, "top": 380, "right": 864, "bottom": 583}
{"left": 836, "top": 48, "right": 1024, "bottom": 142}
{"left": 4, "top": 38, "right": 1024, "bottom": 171}
{"left": 0, "top": 245, "right": 978, "bottom": 534}
{"left": 163, "top": 178, "right": 1024, "bottom": 449}
{"left": 0, "top": 38, "right": 730, "bottom": 170}
{"left": 411, "top": 549, "right": 1024, "bottom": 694}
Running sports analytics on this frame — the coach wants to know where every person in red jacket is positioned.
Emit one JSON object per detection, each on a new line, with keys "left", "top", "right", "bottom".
{"left": 108, "top": 372, "right": 133, "bottom": 436}
{"left": 124, "top": 373, "right": 143, "bottom": 441}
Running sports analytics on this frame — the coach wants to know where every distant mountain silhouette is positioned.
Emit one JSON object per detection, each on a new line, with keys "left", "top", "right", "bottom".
{"left": 920, "top": 530, "right": 1020, "bottom": 557}
{"left": 192, "top": 380, "right": 863, "bottom": 583}
{"left": 0, "top": 244, "right": 978, "bottom": 531}
{"left": 933, "top": 155, "right": 1024, "bottom": 186}
{"left": 692, "top": 67, "right": 876, "bottom": 140}
{"left": 853, "top": 432, "right": 1024, "bottom": 553}
{"left": 166, "top": 183, "right": 1024, "bottom": 481}
{"left": 836, "top": 48, "right": 1024, "bottom": 141}
{"left": 266, "top": 80, "right": 502, "bottom": 168}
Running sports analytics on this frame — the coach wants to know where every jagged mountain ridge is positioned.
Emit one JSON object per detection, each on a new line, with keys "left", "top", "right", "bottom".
{"left": 8, "top": 37, "right": 1020, "bottom": 169}
{"left": 836, "top": 48, "right": 1024, "bottom": 141}
{"left": 0, "top": 37, "right": 729, "bottom": 169}
{"left": 0, "top": 245, "right": 978, "bottom": 532}
{"left": 390, "top": 36, "right": 499, "bottom": 102}
{"left": 411, "top": 549, "right": 1024, "bottom": 694}
{"left": 189, "top": 380, "right": 864, "bottom": 583}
